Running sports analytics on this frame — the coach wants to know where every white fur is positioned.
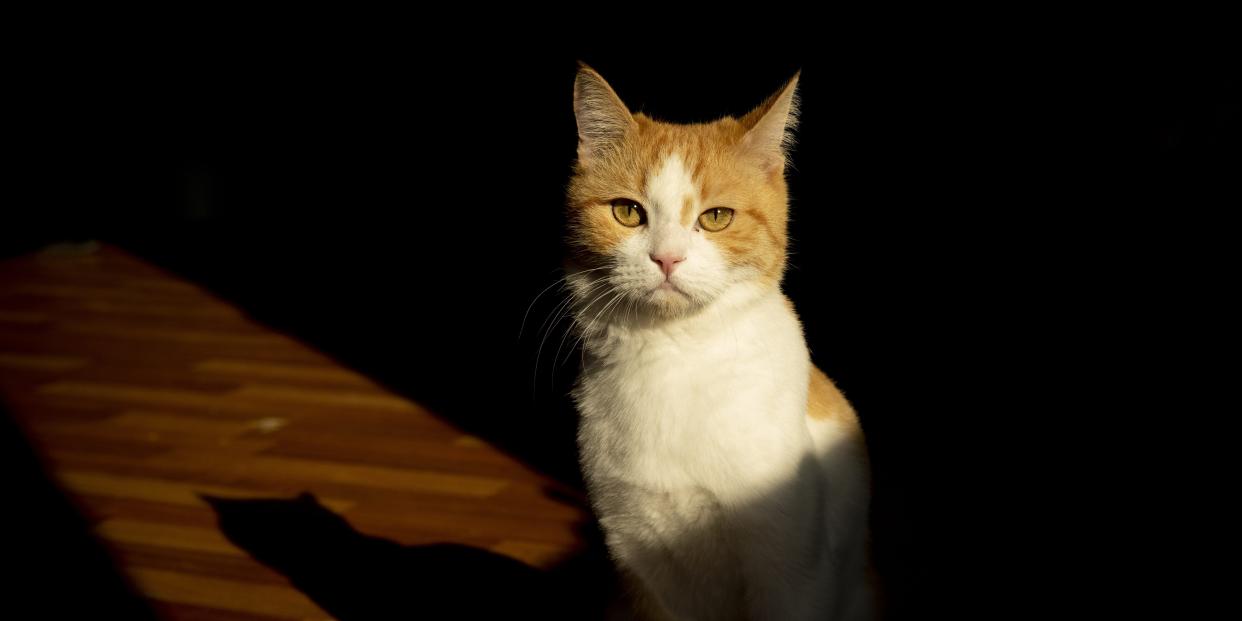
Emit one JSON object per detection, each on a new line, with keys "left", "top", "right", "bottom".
{"left": 569, "top": 154, "right": 872, "bottom": 620}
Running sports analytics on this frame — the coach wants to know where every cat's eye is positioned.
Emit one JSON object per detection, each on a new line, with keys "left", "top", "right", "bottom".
{"left": 698, "top": 207, "right": 735, "bottom": 232}
{"left": 611, "top": 199, "right": 646, "bottom": 227}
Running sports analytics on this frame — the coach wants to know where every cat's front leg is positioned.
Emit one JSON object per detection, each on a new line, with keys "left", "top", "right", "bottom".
{"left": 740, "top": 552, "right": 831, "bottom": 621}
{"left": 734, "top": 475, "right": 836, "bottom": 620}
{"left": 605, "top": 570, "right": 680, "bottom": 621}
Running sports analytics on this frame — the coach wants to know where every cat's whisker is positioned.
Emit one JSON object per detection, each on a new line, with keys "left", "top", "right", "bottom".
{"left": 535, "top": 286, "right": 582, "bottom": 346}
{"left": 533, "top": 277, "right": 614, "bottom": 395}
{"left": 519, "top": 266, "right": 611, "bottom": 340}
{"left": 593, "top": 288, "right": 632, "bottom": 340}
{"left": 552, "top": 285, "right": 619, "bottom": 378}
{"left": 534, "top": 291, "right": 600, "bottom": 381}
{"left": 565, "top": 289, "right": 628, "bottom": 366}
{"left": 519, "top": 274, "right": 573, "bottom": 341}
{"left": 549, "top": 276, "right": 612, "bottom": 339}
{"left": 535, "top": 271, "right": 611, "bottom": 344}
{"left": 555, "top": 283, "right": 615, "bottom": 351}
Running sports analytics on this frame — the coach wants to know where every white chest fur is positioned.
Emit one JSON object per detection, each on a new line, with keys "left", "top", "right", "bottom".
{"left": 574, "top": 288, "right": 868, "bottom": 620}
{"left": 576, "top": 289, "right": 812, "bottom": 501}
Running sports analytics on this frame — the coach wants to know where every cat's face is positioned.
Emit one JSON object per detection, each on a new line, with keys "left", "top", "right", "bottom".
{"left": 566, "top": 67, "right": 799, "bottom": 319}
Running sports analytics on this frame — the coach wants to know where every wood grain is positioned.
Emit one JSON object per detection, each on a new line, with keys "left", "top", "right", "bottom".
{"left": 0, "top": 244, "right": 591, "bottom": 619}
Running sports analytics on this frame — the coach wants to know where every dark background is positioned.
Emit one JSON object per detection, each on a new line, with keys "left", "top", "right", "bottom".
{"left": 8, "top": 17, "right": 1237, "bottom": 619}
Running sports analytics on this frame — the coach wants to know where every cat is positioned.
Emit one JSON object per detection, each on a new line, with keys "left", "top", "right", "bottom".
{"left": 565, "top": 65, "right": 875, "bottom": 621}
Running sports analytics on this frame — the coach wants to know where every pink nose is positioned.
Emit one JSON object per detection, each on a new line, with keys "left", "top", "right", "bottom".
{"left": 650, "top": 253, "right": 686, "bottom": 278}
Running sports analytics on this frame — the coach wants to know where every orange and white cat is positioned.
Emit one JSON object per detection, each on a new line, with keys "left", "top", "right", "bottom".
{"left": 566, "top": 65, "right": 874, "bottom": 621}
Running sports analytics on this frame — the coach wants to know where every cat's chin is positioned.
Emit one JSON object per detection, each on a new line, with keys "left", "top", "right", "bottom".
{"left": 642, "top": 285, "right": 700, "bottom": 317}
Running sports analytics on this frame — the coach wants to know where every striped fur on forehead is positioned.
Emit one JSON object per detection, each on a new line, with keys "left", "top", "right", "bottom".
{"left": 567, "top": 113, "right": 791, "bottom": 282}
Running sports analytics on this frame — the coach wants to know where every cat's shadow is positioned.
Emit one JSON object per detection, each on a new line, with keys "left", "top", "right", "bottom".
{"left": 201, "top": 492, "right": 615, "bottom": 620}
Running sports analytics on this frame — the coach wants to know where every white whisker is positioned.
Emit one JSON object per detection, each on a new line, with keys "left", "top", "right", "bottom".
{"left": 533, "top": 276, "right": 614, "bottom": 395}
{"left": 518, "top": 266, "right": 609, "bottom": 340}
{"left": 564, "top": 288, "right": 628, "bottom": 366}
{"left": 553, "top": 284, "right": 617, "bottom": 377}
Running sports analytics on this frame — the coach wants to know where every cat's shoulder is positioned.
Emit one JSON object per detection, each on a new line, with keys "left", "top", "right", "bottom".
{"left": 807, "top": 365, "right": 860, "bottom": 430}
{"left": 779, "top": 295, "right": 861, "bottom": 431}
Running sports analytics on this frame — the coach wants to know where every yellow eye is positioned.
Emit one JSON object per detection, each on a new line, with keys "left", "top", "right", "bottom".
{"left": 698, "top": 207, "right": 734, "bottom": 232}
{"left": 611, "top": 199, "right": 646, "bottom": 227}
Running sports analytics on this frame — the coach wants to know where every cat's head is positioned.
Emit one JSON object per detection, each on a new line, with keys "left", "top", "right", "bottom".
{"left": 566, "top": 65, "right": 799, "bottom": 320}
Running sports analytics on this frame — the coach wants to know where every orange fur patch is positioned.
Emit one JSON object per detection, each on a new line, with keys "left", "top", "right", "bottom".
{"left": 807, "top": 365, "right": 859, "bottom": 427}
{"left": 567, "top": 113, "right": 790, "bottom": 284}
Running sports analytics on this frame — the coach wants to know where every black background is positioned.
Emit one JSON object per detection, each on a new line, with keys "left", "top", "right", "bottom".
{"left": 8, "top": 14, "right": 1237, "bottom": 619}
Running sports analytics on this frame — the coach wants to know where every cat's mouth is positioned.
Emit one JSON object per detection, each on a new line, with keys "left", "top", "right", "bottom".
{"left": 652, "top": 281, "right": 688, "bottom": 297}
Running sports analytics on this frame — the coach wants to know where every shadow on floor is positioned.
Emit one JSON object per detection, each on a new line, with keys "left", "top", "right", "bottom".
{"left": 203, "top": 492, "right": 616, "bottom": 620}
{"left": 1, "top": 406, "right": 158, "bottom": 620}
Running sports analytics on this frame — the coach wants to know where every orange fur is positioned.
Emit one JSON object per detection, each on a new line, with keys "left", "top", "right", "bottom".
{"left": 567, "top": 71, "right": 796, "bottom": 288}
{"left": 807, "top": 365, "right": 858, "bottom": 426}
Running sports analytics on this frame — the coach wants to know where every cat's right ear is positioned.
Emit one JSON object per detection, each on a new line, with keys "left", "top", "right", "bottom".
{"left": 574, "top": 64, "right": 637, "bottom": 165}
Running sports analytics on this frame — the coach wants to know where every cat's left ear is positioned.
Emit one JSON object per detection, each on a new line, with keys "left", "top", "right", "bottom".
{"left": 574, "top": 64, "right": 638, "bottom": 165}
{"left": 740, "top": 72, "right": 801, "bottom": 172}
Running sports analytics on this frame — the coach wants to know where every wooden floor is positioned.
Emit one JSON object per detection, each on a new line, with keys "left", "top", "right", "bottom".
{"left": 0, "top": 243, "right": 592, "bottom": 620}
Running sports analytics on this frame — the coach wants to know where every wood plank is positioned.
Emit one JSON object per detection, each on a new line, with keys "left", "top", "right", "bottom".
{"left": 345, "top": 504, "right": 582, "bottom": 546}
{"left": 24, "top": 430, "right": 172, "bottom": 461}
{"left": 229, "top": 385, "right": 420, "bottom": 412}
{"left": 125, "top": 568, "right": 331, "bottom": 620}
{"left": 491, "top": 539, "right": 579, "bottom": 568}
{"left": 81, "top": 300, "right": 241, "bottom": 318}
{"left": 37, "top": 381, "right": 245, "bottom": 409}
{"left": 0, "top": 331, "right": 329, "bottom": 365}
{"left": 0, "top": 310, "right": 49, "bottom": 323}
{"left": 106, "top": 411, "right": 265, "bottom": 437}
{"left": 56, "top": 470, "right": 356, "bottom": 514}
{"left": 76, "top": 496, "right": 243, "bottom": 530}
{"left": 153, "top": 451, "right": 512, "bottom": 498}
{"left": 29, "top": 424, "right": 277, "bottom": 455}
{"left": 97, "top": 519, "right": 246, "bottom": 557}
{"left": 260, "top": 427, "right": 545, "bottom": 478}
{"left": 193, "top": 359, "right": 374, "bottom": 387}
{"left": 117, "top": 545, "right": 293, "bottom": 587}
{"left": 0, "top": 352, "right": 87, "bottom": 371}
{"left": 33, "top": 381, "right": 448, "bottom": 433}
{"left": 47, "top": 447, "right": 511, "bottom": 500}
{"left": 58, "top": 322, "right": 294, "bottom": 347}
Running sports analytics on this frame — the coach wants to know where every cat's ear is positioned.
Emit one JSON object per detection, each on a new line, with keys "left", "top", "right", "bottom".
{"left": 740, "top": 72, "right": 801, "bottom": 172}
{"left": 574, "top": 64, "right": 637, "bottom": 164}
